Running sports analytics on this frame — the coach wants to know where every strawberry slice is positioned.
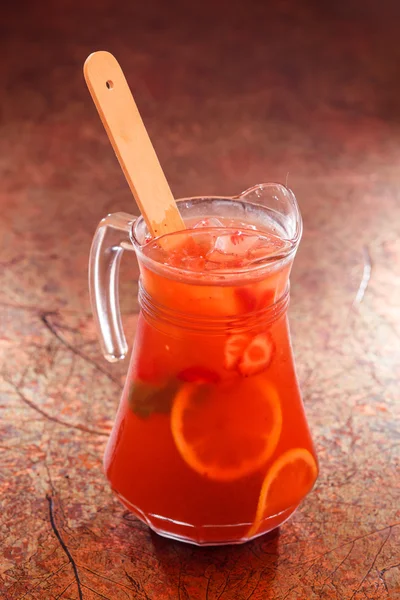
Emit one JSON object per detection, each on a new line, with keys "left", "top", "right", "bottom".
{"left": 235, "top": 287, "right": 258, "bottom": 312}
{"left": 258, "top": 287, "right": 275, "bottom": 309}
{"left": 177, "top": 366, "right": 220, "bottom": 384}
{"left": 224, "top": 334, "right": 252, "bottom": 370}
{"left": 238, "top": 333, "right": 275, "bottom": 377}
{"left": 236, "top": 284, "right": 275, "bottom": 313}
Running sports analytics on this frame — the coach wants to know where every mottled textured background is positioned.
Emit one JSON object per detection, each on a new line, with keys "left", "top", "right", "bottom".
{"left": 1, "top": 0, "right": 399, "bottom": 598}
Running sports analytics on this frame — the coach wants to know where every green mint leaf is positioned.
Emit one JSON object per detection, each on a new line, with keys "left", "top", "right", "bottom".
{"left": 127, "top": 379, "right": 180, "bottom": 419}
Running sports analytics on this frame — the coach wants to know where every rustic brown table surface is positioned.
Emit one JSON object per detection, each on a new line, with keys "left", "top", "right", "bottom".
{"left": 1, "top": 1, "right": 399, "bottom": 598}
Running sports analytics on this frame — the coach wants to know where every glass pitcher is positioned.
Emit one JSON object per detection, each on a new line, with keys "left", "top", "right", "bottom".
{"left": 89, "top": 183, "right": 318, "bottom": 546}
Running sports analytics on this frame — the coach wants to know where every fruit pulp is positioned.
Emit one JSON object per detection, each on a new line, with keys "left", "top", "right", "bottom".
{"left": 104, "top": 216, "right": 318, "bottom": 545}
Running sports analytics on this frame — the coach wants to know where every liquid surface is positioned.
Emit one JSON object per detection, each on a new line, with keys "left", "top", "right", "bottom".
{"left": 143, "top": 217, "right": 292, "bottom": 273}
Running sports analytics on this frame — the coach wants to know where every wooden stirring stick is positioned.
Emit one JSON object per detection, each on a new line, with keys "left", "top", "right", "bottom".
{"left": 84, "top": 51, "right": 185, "bottom": 237}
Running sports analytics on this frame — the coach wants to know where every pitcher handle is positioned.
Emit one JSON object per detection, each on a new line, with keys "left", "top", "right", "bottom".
{"left": 89, "top": 212, "right": 137, "bottom": 363}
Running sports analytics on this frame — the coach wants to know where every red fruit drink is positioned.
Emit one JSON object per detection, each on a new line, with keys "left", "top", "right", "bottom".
{"left": 103, "top": 193, "right": 318, "bottom": 545}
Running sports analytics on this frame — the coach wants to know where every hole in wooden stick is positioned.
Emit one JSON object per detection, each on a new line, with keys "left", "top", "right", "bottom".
{"left": 106, "top": 80, "right": 114, "bottom": 90}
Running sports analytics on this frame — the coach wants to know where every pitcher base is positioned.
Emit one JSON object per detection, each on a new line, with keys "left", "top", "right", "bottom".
{"left": 114, "top": 490, "right": 298, "bottom": 546}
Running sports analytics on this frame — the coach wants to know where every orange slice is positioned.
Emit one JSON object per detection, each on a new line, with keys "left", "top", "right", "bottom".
{"left": 248, "top": 448, "right": 318, "bottom": 537}
{"left": 171, "top": 379, "right": 282, "bottom": 481}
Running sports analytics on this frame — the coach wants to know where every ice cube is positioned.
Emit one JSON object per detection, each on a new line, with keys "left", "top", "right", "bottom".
{"left": 214, "top": 231, "right": 260, "bottom": 256}
{"left": 205, "top": 231, "right": 260, "bottom": 267}
{"left": 206, "top": 249, "right": 244, "bottom": 265}
{"left": 193, "top": 217, "right": 224, "bottom": 229}
{"left": 248, "top": 235, "right": 289, "bottom": 262}
{"left": 225, "top": 219, "right": 257, "bottom": 231}
{"left": 190, "top": 218, "right": 224, "bottom": 256}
